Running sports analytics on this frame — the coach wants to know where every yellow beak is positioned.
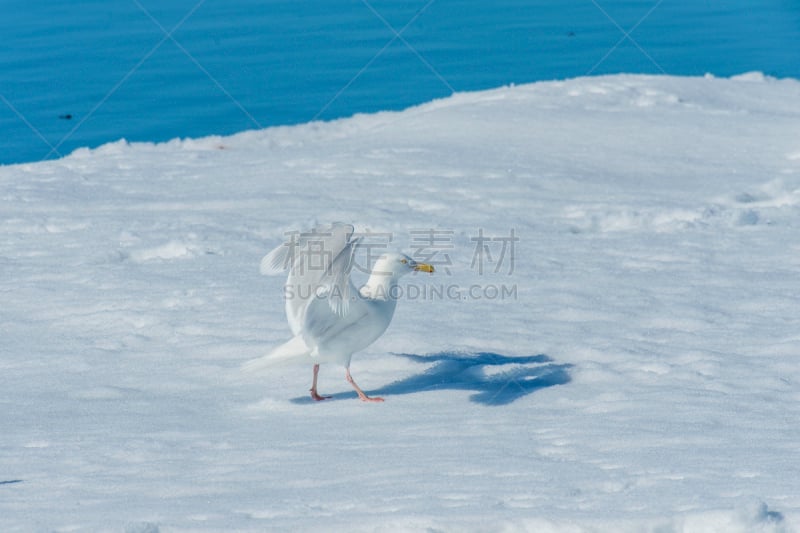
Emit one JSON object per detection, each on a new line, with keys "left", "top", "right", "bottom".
{"left": 414, "top": 262, "right": 435, "bottom": 273}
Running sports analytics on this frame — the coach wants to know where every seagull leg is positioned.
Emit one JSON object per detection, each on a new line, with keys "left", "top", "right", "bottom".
{"left": 310, "top": 364, "right": 331, "bottom": 401}
{"left": 346, "top": 367, "right": 384, "bottom": 402}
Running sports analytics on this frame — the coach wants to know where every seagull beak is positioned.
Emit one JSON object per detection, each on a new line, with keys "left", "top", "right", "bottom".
{"left": 414, "top": 262, "right": 435, "bottom": 273}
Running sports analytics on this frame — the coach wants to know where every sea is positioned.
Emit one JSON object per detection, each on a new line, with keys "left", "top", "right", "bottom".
{"left": 2, "top": 0, "right": 798, "bottom": 165}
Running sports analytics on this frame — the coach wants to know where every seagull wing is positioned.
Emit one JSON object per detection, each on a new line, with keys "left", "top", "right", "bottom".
{"left": 262, "top": 223, "right": 359, "bottom": 335}
{"left": 259, "top": 239, "right": 292, "bottom": 275}
{"left": 317, "top": 234, "right": 362, "bottom": 317}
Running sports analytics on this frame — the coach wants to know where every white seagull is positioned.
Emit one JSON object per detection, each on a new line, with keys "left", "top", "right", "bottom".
{"left": 243, "top": 223, "right": 434, "bottom": 402}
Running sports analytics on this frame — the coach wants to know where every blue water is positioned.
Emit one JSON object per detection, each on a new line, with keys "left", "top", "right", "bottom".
{"left": 2, "top": 1, "right": 799, "bottom": 165}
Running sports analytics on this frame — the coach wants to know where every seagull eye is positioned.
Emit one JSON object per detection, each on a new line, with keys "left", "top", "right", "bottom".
{"left": 400, "top": 259, "right": 408, "bottom": 264}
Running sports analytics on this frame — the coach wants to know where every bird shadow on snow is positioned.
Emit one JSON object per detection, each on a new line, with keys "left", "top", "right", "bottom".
{"left": 291, "top": 352, "right": 572, "bottom": 406}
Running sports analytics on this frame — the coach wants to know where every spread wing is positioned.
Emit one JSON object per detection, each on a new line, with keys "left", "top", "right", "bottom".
{"left": 260, "top": 222, "right": 360, "bottom": 335}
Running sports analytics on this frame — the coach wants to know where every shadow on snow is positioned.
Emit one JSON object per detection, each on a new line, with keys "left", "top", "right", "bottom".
{"left": 291, "top": 352, "right": 572, "bottom": 406}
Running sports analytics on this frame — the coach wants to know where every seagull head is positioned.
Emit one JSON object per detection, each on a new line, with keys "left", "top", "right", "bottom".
{"left": 372, "top": 253, "right": 435, "bottom": 278}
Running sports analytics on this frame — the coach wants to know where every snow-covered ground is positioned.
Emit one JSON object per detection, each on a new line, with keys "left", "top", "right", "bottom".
{"left": 2, "top": 73, "right": 800, "bottom": 532}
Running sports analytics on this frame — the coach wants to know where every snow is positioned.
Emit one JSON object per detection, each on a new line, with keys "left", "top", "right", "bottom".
{"left": 2, "top": 73, "right": 800, "bottom": 532}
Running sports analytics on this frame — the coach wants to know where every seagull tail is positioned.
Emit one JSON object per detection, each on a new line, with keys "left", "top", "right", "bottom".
{"left": 241, "top": 335, "right": 310, "bottom": 374}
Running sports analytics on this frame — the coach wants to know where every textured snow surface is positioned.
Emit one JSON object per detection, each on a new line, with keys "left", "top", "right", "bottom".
{"left": 2, "top": 74, "right": 799, "bottom": 532}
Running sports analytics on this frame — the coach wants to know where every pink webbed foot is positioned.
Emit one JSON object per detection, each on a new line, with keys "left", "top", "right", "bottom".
{"left": 309, "top": 364, "right": 331, "bottom": 401}
{"left": 358, "top": 393, "right": 384, "bottom": 403}
{"left": 310, "top": 389, "right": 332, "bottom": 401}
{"left": 346, "top": 368, "right": 384, "bottom": 403}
